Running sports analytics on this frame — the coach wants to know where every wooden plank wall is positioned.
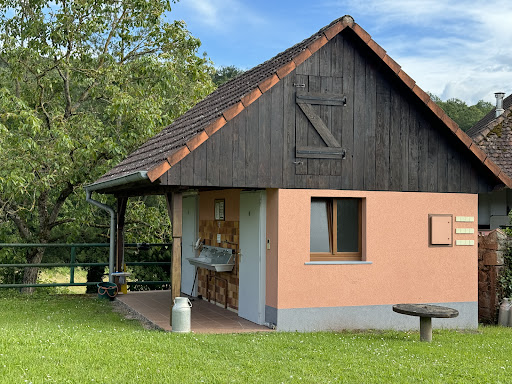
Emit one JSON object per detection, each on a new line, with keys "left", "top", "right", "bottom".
{"left": 163, "top": 30, "right": 496, "bottom": 193}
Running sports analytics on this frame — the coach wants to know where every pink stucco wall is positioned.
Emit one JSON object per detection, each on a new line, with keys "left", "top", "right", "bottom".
{"left": 269, "top": 189, "right": 478, "bottom": 310}
{"left": 266, "top": 189, "right": 279, "bottom": 308}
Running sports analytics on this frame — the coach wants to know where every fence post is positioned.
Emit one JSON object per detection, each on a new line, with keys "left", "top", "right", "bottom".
{"left": 70, "top": 246, "right": 76, "bottom": 284}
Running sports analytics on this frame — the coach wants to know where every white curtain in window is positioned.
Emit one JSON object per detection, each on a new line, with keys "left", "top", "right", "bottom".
{"left": 310, "top": 200, "right": 330, "bottom": 252}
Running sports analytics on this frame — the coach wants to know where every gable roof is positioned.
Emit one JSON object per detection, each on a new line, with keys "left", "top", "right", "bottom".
{"left": 89, "top": 15, "right": 512, "bottom": 191}
{"left": 469, "top": 95, "right": 512, "bottom": 179}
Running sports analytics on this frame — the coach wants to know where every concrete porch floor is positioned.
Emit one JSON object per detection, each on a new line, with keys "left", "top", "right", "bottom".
{"left": 116, "top": 290, "right": 272, "bottom": 333}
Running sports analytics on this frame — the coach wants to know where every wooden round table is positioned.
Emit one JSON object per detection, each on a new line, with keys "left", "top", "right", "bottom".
{"left": 392, "top": 304, "right": 459, "bottom": 342}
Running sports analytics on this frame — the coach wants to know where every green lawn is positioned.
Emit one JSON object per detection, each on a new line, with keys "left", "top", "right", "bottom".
{"left": 0, "top": 293, "right": 511, "bottom": 383}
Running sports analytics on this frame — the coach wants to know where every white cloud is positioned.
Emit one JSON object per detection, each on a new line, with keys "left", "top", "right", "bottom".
{"left": 172, "top": 0, "right": 512, "bottom": 104}
{"left": 321, "top": 0, "right": 512, "bottom": 104}
{"left": 177, "top": 0, "right": 266, "bottom": 33}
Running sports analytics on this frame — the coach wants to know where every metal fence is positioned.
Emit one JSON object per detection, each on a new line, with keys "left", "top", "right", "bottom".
{"left": 0, "top": 243, "right": 172, "bottom": 289}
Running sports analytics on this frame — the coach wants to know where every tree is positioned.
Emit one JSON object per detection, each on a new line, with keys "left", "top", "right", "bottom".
{"left": 429, "top": 94, "right": 493, "bottom": 131}
{"left": 0, "top": 0, "right": 215, "bottom": 291}
{"left": 211, "top": 65, "right": 244, "bottom": 86}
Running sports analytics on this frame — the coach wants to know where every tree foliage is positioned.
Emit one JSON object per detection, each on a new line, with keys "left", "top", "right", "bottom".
{"left": 211, "top": 65, "right": 244, "bottom": 86}
{"left": 0, "top": 0, "right": 215, "bottom": 288}
{"left": 429, "top": 94, "right": 493, "bottom": 132}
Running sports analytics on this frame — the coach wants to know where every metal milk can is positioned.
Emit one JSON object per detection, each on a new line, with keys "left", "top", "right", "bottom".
{"left": 172, "top": 297, "right": 192, "bottom": 333}
{"left": 498, "top": 298, "right": 510, "bottom": 326}
{"left": 507, "top": 299, "right": 512, "bottom": 327}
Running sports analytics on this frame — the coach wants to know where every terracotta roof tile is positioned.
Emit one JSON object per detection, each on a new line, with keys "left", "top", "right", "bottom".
{"left": 241, "top": 88, "right": 263, "bottom": 108}
{"left": 292, "top": 48, "right": 313, "bottom": 67}
{"left": 441, "top": 113, "right": 459, "bottom": 134}
{"left": 367, "top": 39, "right": 386, "bottom": 59}
{"left": 223, "top": 101, "right": 245, "bottom": 121}
{"left": 382, "top": 54, "right": 401, "bottom": 74}
{"left": 485, "top": 157, "right": 502, "bottom": 178}
{"left": 167, "top": 146, "right": 191, "bottom": 166}
{"left": 455, "top": 128, "right": 473, "bottom": 148}
{"left": 428, "top": 99, "right": 446, "bottom": 121}
{"left": 352, "top": 23, "right": 371, "bottom": 43}
{"left": 324, "top": 21, "right": 344, "bottom": 40}
{"left": 258, "top": 74, "right": 280, "bottom": 94}
{"left": 308, "top": 35, "right": 328, "bottom": 54}
{"left": 499, "top": 171, "right": 512, "bottom": 188}
{"left": 186, "top": 131, "right": 209, "bottom": 152}
{"left": 147, "top": 161, "right": 171, "bottom": 182}
{"left": 204, "top": 116, "right": 227, "bottom": 136}
{"left": 276, "top": 60, "right": 296, "bottom": 79}
{"left": 412, "top": 85, "right": 431, "bottom": 105}
{"left": 397, "top": 70, "right": 415, "bottom": 90}
{"left": 469, "top": 143, "right": 487, "bottom": 163}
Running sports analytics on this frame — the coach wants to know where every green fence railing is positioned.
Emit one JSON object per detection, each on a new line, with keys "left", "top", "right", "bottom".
{"left": 0, "top": 243, "right": 172, "bottom": 289}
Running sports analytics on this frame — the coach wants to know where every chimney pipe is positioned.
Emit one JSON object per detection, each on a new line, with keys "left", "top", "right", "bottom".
{"left": 495, "top": 92, "right": 505, "bottom": 117}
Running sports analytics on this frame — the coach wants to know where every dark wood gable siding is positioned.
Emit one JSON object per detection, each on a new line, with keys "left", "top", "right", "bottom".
{"left": 162, "top": 29, "right": 496, "bottom": 193}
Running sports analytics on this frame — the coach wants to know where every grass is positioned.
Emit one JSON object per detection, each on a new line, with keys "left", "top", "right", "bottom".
{"left": 0, "top": 293, "right": 511, "bottom": 384}
{"left": 38, "top": 267, "right": 90, "bottom": 294}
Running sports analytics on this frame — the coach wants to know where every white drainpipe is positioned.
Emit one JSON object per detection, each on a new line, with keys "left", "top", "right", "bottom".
{"left": 83, "top": 171, "right": 149, "bottom": 283}
{"left": 85, "top": 189, "right": 116, "bottom": 283}
{"left": 495, "top": 92, "right": 505, "bottom": 117}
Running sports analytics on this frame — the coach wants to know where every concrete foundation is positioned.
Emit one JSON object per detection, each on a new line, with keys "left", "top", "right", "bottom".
{"left": 267, "top": 301, "right": 478, "bottom": 332}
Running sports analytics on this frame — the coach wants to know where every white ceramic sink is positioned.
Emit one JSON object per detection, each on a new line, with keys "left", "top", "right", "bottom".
{"left": 187, "top": 245, "right": 235, "bottom": 272}
{"left": 187, "top": 257, "right": 234, "bottom": 272}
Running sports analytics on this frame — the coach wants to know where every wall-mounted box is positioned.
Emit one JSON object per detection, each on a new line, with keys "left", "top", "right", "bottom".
{"left": 429, "top": 214, "right": 453, "bottom": 246}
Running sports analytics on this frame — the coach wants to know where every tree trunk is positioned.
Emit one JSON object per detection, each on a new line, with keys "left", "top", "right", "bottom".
{"left": 21, "top": 247, "right": 45, "bottom": 294}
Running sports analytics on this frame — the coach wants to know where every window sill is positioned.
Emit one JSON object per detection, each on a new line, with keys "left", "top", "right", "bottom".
{"left": 304, "top": 261, "right": 372, "bottom": 265}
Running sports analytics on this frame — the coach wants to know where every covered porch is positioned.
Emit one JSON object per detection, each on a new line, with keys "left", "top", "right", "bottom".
{"left": 116, "top": 290, "right": 272, "bottom": 333}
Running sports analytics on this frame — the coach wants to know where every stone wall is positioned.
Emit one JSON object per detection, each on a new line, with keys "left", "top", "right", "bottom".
{"left": 478, "top": 229, "right": 508, "bottom": 323}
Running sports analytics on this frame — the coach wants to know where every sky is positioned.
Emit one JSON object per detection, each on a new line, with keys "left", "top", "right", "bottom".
{"left": 169, "top": 0, "right": 512, "bottom": 105}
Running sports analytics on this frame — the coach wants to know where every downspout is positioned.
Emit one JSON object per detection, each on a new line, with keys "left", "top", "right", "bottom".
{"left": 85, "top": 189, "right": 116, "bottom": 283}
{"left": 83, "top": 171, "right": 148, "bottom": 283}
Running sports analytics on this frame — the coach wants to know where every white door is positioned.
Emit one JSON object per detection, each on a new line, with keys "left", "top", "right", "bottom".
{"left": 239, "top": 191, "right": 266, "bottom": 324}
{"left": 181, "top": 195, "right": 198, "bottom": 296}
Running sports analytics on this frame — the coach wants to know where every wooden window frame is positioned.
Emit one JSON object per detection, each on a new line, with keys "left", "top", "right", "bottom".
{"left": 310, "top": 198, "right": 363, "bottom": 261}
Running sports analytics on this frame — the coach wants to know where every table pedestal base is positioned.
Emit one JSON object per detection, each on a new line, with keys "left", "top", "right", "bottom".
{"left": 420, "top": 317, "right": 432, "bottom": 342}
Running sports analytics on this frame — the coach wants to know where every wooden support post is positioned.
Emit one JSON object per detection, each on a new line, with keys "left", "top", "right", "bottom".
{"left": 166, "top": 192, "right": 182, "bottom": 325}
{"left": 116, "top": 197, "right": 128, "bottom": 283}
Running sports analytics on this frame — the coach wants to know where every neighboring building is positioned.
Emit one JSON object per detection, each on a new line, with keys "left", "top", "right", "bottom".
{"left": 468, "top": 93, "right": 512, "bottom": 229}
{"left": 85, "top": 16, "right": 511, "bottom": 331}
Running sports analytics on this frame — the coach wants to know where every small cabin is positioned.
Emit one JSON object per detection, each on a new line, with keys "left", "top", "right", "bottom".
{"left": 86, "top": 15, "right": 511, "bottom": 331}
